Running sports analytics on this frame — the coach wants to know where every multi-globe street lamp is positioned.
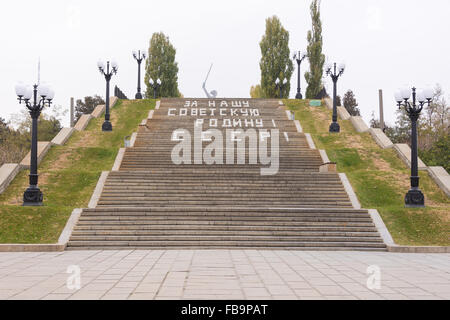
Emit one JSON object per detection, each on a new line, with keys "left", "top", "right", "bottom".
{"left": 132, "top": 49, "right": 146, "bottom": 99}
{"left": 275, "top": 77, "right": 287, "bottom": 100}
{"left": 293, "top": 51, "right": 307, "bottom": 99}
{"left": 97, "top": 60, "right": 118, "bottom": 131}
{"left": 395, "top": 86, "right": 433, "bottom": 207}
{"left": 14, "top": 82, "right": 55, "bottom": 206}
{"left": 325, "top": 62, "right": 345, "bottom": 133}
{"left": 149, "top": 78, "right": 161, "bottom": 99}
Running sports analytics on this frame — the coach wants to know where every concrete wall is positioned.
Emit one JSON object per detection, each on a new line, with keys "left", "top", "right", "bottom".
{"left": 0, "top": 164, "right": 20, "bottom": 194}
{"left": 51, "top": 127, "right": 75, "bottom": 146}
{"left": 337, "top": 106, "right": 351, "bottom": 120}
{"left": 350, "top": 116, "right": 369, "bottom": 133}
{"left": 368, "top": 128, "right": 393, "bottom": 149}
{"left": 74, "top": 114, "right": 93, "bottom": 131}
{"left": 393, "top": 143, "right": 427, "bottom": 170}
{"left": 427, "top": 166, "right": 450, "bottom": 197}
{"left": 91, "top": 105, "right": 105, "bottom": 118}
{"left": 20, "top": 142, "right": 52, "bottom": 169}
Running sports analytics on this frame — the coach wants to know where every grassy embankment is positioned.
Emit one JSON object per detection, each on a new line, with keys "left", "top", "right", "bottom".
{"left": 285, "top": 99, "right": 449, "bottom": 246}
{"left": 0, "top": 99, "right": 155, "bottom": 243}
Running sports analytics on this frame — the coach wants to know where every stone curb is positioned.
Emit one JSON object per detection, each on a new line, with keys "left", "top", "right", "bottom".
{"left": 338, "top": 173, "right": 361, "bottom": 209}
{"left": 57, "top": 208, "right": 82, "bottom": 246}
{"left": 319, "top": 149, "right": 330, "bottom": 163}
{"left": 88, "top": 171, "right": 109, "bottom": 208}
{"left": 112, "top": 148, "right": 125, "bottom": 171}
{"left": 304, "top": 133, "right": 316, "bottom": 149}
{"left": 294, "top": 120, "right": 302, "bottom": 133}
{"left": 129, "top": 132, "right": 137, "bottom": 147}
{"left": 368, "top": 209, "right": 395, "bottom": 246}
{"left": 155, "top": 100, "right": 161, "bottom": 109}
{"left": 148, "top": 110, "right": 154, "bottom": 119}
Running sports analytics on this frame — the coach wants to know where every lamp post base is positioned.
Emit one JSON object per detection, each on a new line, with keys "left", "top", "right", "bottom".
{"left": 295, "top": 92, "right": 303, "bottom": 99}
{"left": 23, "top": 187, "right": 43, "bottom": 206}
{"left": 135, "top": 92, "right": 143, "bottom": 99}
{"left": 102, "top": 121, "right": 112, "bottom": 132}
{"left": 329, "top": 122, "right": 340, "bottom": 133}
{"left": 404, "top": 188, "right": 425, "bottom": 208}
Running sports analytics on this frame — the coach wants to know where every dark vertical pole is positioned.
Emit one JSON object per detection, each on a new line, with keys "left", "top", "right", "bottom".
{"left": 405, "top": 88, "right": 424, "bottom": 207}
{"left": 102, "top": 62, "right": 112, "bottom": 131}
{"left": 23, "top": 85, "right": 43, "bottom": 206}
{"left": 329, "top": 63, "right": 340, "bottom": 133}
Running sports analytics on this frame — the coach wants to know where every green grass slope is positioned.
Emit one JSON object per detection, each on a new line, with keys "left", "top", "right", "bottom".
{"left": 0, "top": 99, "right": 155, "bottom": 243}
{"left": 285, "top": 99, "right": 449, "bottom": 246}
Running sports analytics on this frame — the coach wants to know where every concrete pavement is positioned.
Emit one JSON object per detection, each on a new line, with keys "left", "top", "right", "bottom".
{"left": 0, "top": 250, "right": 448, "bottom": 300}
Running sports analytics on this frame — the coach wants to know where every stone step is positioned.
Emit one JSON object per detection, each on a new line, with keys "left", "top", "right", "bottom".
{"left": 66, "top": 240, "right": 386, "bottom": 248}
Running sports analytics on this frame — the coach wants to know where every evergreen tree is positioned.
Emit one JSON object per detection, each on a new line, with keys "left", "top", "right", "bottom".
{"left": 343, "top": 90, "right": 361, "bottom": 116}
{"left": 250, "top": 85, "right": 263, "bottom": 98}
{"left": 305, "top": 0, "right": 325, "bottom": 99}
{"left": 259, "top": 16, "right": 294, "bottom": 98}
{"left": 144, "top": 32, "right": 180, "bottom": 98}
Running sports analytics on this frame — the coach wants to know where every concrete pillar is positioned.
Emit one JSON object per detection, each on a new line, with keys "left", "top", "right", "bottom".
{"left": 379, "top": 89, "right": 385, "bottom": 132}
{"left": 70, "top": 97, "right": 74, "bottom": 128}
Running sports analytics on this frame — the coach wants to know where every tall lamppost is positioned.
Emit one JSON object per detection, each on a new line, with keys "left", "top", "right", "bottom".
{"left": 394, "top": 86, "right": 433, "bottom": 207}
{"left": 149, "top": 78, "right": 161, "bottom": 99}
{"left": 97, "top": 60, "right": 118, "bottom": 131}
{"left": 325, "top": 62, "right": 345, "bottom": 133}
{"left": 275, "top": 77, "right": 287, "bottom": 99}
{"left": 293, "top": 51, "right": 307, "bottom": 99}
{"left": 14, "top": 82, "right": 54, "bottom": 206}
{"left": 132, "top": 49, "right": 146, "bottom": 99}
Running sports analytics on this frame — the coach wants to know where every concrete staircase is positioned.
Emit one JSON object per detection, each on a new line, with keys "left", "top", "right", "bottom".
{"left": 67, "top": 98, "right": 386, "bottom": 251}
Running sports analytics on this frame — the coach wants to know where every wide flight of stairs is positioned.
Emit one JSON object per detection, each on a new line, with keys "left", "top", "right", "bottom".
{"left": 67, "top": 98, "right": 386, "bottom": 251}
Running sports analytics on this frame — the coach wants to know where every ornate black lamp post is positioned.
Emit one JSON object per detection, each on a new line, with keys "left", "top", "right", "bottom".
{"left": 149, "top": 78, "right": 161, "bottom": 99}
{"left": 15, "top": 82, "right": 54, "bottom": 206}
{"left": 132, "top": 49, "right": 146, "bottom": 99}
{"left": 293, "top": 51, "right": 307, "bottom": 99}
{"left": 325, "top": 62, "right": 345, "bottom": 133}
{"left": 395, "top": 86, "right": 433, "bottom": 207}
{"left": 275, "top": 77, "right": 287, "bottom": 99}
{"left": 97, "top": 60, "right": 118, "bottom": 131}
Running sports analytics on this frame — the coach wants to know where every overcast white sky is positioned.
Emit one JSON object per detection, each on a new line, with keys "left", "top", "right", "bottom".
{"left": 1, "top": 0, "right": 449, "bottom": 127}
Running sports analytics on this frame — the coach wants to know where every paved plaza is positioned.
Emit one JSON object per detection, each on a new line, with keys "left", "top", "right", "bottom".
{"left": 0, "top": 250, "right": 449, "bottom": 300}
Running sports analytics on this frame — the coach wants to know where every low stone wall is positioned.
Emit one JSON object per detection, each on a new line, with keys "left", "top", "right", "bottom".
{"left": 427, "top": 166, "right": 450, "bottom": 197}
{"left": 337, "top": 106, "right": 351, "bottom": 120}
{"left": 393, "top": 143, "right": 427, "bottom": 170}
{"left": 304, "top": 133, "right": 316, "bottom": 149}
{"left": 293, "top": 120, "right": 302, "bottom": 133}
{"left": 91, "top": 104, "right": 105, "bottom": 118}
{"left": 0, "top": 164, "right": 20, "bottom": 194}
{"left": 20, "top": 141, "right": 52, "bottom": 169}
{"left": 74, "top": 114, "right": 93, "bottom": 131}
{"left": 368, "top": 128, "right": 393, "bottom": 149}
{"left": 350, "top": 116, "right": 369, "bottom": 133}
{"left": 51, "top": 127, "right": 75, "bottom": 146}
